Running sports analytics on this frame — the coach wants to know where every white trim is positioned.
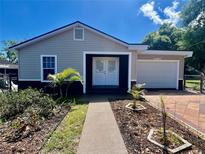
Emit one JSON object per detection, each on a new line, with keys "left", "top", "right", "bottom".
{"left": 83, "top": 51, "right": 132, "bottom": 94}
{"left": 73, "top": 27, "right": 84, "bottom": 41}
{"left": 128, "top": 45, "right": 148, "bottom": 50}
{"left": 83, "top": 52, "right": 86, "bottom": 93}
{"left": 19, "top": 79, "right": 41, "bottom": 81}
{"left": 137, "top": 59, "right": 180, "bottom": 62}
{"left": 0, "top": 64, "right": 18, "bottom": 69}
{"left": 40, "top": 55, "right": 57, "bottom": 82}
{"left": 83, "top": 51, "right": 131, "bottom": 55}
{"left": 176, "top": 60, "right": 180, "bottom": 90}
{"left": 136, "top": 59, "right": 179, "bottom": 90}
{"left": 139, "top": 50, "right": 193, "bottom": 58}
{"left": 128, "top": 52, "right": 132, "bottom": 91}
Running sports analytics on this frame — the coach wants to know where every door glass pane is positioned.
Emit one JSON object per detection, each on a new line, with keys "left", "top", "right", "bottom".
{"left": 108, "top": 60, "right": 116, "bottom": 73}
{"left": 95, "top": 60, "right": 104, "bottom": 72}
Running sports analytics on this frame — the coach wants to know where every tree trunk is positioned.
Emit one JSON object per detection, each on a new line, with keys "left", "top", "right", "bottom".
{"left": 65, "top": 83, "right": 71, "bottom": 98}
{"left": 59, "top": 85, "right": 63, "bottom": 97}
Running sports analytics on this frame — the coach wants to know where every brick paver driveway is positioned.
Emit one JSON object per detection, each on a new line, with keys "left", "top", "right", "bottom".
{"left": 145, "top": 90, "right": 205, "bottom": 135}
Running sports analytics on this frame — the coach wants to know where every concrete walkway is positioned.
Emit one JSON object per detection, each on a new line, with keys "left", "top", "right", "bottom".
{"left": 77, "top": 98, "right": 128, "bottom": 154}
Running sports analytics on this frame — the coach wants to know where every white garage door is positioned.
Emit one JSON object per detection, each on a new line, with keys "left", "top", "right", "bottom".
{"left": 136, "top": 60, "right": 179, "bottom": 89}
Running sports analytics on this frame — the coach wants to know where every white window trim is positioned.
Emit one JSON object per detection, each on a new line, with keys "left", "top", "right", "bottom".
{"left": 136, "top": 59, "right": 179, "bottom": 90}
{"left": 40, "top": 55, "right": 57, "bottom": 82}
{"left": 83, "top": 51, "right": 132, "bottom": 94}
{"left": 73, "top": 27, "right": 84, "bottom": 41}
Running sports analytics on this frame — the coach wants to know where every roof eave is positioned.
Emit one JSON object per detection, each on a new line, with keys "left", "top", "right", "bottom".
{"left": 128, "top": 45, "right": 148, "bottom": 50}
{"left": 139, "top": 50, "right": 193, "bottom": 58}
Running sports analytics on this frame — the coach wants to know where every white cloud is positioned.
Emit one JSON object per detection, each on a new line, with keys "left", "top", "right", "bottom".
{"left": 140, "top": 1, "right": 163, "bottom": 25}
{"left": 140, "top": 1, "right": 181, "bottom": 26}
{"left": 163, "top": 1, "right": 180, "bottom": 25}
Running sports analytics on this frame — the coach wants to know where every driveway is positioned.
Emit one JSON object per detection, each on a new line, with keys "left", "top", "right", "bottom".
{"left": 145, "top": 90, "right": 205, "bottom": 135}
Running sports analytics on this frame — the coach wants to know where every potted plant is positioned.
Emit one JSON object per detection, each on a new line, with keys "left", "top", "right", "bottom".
{"left": 125, "top": 83, "right": 146, "bottom": 111}
{"left": 147, "top": 96, "right": 192, "bottom": 153}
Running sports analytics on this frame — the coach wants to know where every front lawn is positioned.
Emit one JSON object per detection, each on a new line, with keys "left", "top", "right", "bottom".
{"left": 40, "top": 103, "right": 88, "bottom": 154}
{"left": 185, "top": 80, "right": 200, "bottom": 91}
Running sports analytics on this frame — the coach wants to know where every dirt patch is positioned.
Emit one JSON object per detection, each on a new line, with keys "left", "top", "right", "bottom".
{"left": 0, "top": 105, "right": 70, "bottom": 154}
{"left": 110, "top": 100, "right": 205, "bottom": 154}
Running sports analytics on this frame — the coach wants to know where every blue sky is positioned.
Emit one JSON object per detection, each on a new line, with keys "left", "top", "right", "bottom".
{"left": 0, "top": 0, "right": 186, "bottom": 48}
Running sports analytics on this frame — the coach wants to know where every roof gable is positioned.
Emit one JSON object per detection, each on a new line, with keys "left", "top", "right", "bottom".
{"left": 10, "top": 21, "right": 147, "bottom": 50}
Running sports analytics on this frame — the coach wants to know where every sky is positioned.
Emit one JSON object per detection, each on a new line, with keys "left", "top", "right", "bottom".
{"left": 0, "top": 0, "right": 186, "bottom": 48}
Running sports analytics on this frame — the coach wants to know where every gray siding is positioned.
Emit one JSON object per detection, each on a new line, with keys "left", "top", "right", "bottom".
{"left": 18, "top": 27, "right": 131, "bottom": 80}
{"left": 18, "top": 26, "right": 185, "bottom": 82}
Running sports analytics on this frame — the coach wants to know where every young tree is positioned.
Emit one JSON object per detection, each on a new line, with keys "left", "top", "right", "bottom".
{"left": 1, "top": 40, "right": 18, "bottom": 64}
{"left": 129, "top": 84, "right": 145, "bottom": 109}
{"left": 48, "top": 68, "right": 82, "bottom": 97}
{"left": 160, "top": 96, "right": 168, "bottom": 147}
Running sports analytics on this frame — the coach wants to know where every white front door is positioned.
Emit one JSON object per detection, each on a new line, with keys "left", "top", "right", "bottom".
{"left": 93, "top": 57, "right": 119, "bottom": 86}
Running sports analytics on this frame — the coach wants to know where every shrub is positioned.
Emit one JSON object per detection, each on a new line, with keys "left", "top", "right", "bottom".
{"left": 0, "top": 88, "right": 56, "bottom": 120}
{"left": 0, "top": 79, "right": 7, "bottom": 89}
{"left": 129, "top": 83, "right": 145, "bottom": 108}
{"left": 48, "top": 68, "right": 82, "bottom": 97}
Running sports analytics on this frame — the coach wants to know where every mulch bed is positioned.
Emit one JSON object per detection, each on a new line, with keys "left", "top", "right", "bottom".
{"left": 110, "top": 99, "right": 205, "bottom": 154}
{"left": 0, "top": 105, "right": 70, "bottom": 154}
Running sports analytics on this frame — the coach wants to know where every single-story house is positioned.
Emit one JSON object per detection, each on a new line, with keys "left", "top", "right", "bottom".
{"left": 9, "top": 21, "right": 192, "bottom": 94}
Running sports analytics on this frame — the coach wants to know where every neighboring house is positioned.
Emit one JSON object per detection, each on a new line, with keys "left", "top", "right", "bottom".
{"left": 9, "top": 21, "right": 192, "bottom": 94}
{"left": 0, "top": 59, "right": 18, "bottom": 77}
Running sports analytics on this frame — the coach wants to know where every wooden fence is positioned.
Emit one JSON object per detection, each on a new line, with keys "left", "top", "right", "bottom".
{"left": 184, "top": 74, "right": 205, "bottom": 93}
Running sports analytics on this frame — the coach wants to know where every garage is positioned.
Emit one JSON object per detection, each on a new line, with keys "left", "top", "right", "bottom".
{"left": 136, "top": 60, "right": 179, "bottom": 89}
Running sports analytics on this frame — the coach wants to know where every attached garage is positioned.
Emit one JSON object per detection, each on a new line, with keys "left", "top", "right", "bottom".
{"left": 136, "top": 60, "right": 179, "bottom": 89}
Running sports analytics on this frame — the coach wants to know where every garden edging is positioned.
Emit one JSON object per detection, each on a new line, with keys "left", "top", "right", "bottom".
{"left": 146, "top": 100, "right": 205, "bottom": 140}
{"left": 147, "top": 128, "right": 192, "bottom": 153}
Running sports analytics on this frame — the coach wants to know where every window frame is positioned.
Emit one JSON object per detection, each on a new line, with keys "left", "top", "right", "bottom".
{"left": 40, "top": 55, "right": 57, "bottom": 82}
{"left": 73, "top": 27, "right": 84, "bottom": 41}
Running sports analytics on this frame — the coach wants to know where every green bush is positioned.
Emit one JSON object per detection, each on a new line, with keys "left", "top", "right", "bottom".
{"left": 0, "top": 88, "right": 56, "bottom": 120}
{"left": 0, "top": 79, "right": 7, "bottom": 89}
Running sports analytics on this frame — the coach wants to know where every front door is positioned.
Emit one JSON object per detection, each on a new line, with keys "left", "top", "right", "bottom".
{"left": 92, "top": 57, "right": 119, "bottom": 86}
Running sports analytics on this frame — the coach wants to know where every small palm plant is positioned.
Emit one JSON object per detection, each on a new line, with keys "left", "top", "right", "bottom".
{"left": 48, "top": 68, "right": 82, "bottom": 98}
{"left": 160, "top": 96, "right": 168, "bottom": 147}
{"left": 129, "top": 83, "right": 145, "bottom": 109}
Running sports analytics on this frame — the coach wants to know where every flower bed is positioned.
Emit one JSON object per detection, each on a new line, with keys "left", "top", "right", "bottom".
{"left": 0, "top": 88, "right": 71, "bottom": 153}
{"left": 110, "top": 99, "right": 205, "bottom": 153}
{"left": 0, "top": 105, "right": 70, "bottom": 153}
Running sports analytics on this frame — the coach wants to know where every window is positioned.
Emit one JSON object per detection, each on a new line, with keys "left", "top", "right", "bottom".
{"left": 41, "top": 55, "right": 57, "bottom": 81}
{"left": 74, "top": 28, "right": 84, "bottom": 40}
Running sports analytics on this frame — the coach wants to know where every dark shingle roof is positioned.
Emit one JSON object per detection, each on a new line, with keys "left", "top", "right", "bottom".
{"left": 0, "top": 59, "right": 12, "bottom": 65}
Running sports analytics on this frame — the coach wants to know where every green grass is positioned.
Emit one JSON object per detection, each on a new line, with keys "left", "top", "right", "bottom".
{"left": 185, "top": 80, "right": 200, "bottom": 91}
{"left": 40, "top": 103, "right": 88, "bottom": 154}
